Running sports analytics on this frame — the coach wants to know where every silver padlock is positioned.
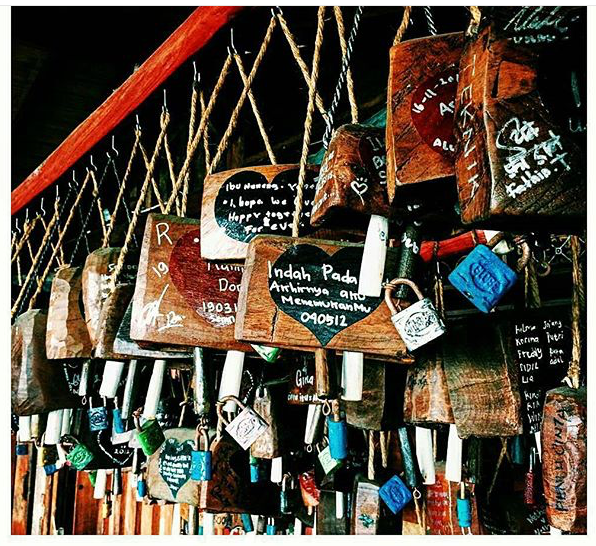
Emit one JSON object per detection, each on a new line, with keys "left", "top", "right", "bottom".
{"left": 217, "top": 395, "right": 269, "bottom": 450}
{"left": 384, "top": 278, "right": 446, "bottom": 351}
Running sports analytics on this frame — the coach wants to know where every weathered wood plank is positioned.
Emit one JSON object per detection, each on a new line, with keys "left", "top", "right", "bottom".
{"left": 72, "top": 471, "right": 101, "bottom": 534}
{"left": 11, "top": 443, "right": 32, "bottom": 535}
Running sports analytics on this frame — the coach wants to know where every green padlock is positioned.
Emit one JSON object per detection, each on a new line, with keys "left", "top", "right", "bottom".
{"left": 133, "top": 411, "right": 165, "bottom": 456}
{"left": 61, "top": 435, "right": 95, "bottom": 470}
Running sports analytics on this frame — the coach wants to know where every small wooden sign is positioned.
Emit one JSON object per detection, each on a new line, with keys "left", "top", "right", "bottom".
{"left": 235, "top": 235, "right": 408, "bottom": 358}
{"left": 386, "top": 33, "right": 464, "bottom": 203}
{"left": 130, "top": 213, "right": 250, "bottom": 351}
{"left": 453, "top": 11, "right": 585, "bottom": 229}
{"left": 46, "top": 265, "right": 93, "bottom": 359}
{"left": 146, "top": 428, "right": 199, "bottom": 505}
{"left": 441, "top": 316, "right": 522, "bottom": 437}
{"left": 310, "top": 125, "right": 389, "bottom": 226}
{"left": 287, "top": 355, "right": 319, "bottom": 405}
{"left": 94, "top": 283, "right": 134, "bottom": 360}
{"left": 12, "top": 309, "right": 80, "bottom": 415}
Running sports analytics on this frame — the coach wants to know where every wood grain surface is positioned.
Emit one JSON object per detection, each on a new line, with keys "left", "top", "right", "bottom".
{"left": 130, "top": 213, "right": 250, "bottom": 351}
{"left": 235, "top": 235, "right": 409, "bottom": 358}
{"left": 94, "top": 283, "right": 134, "bottom": 359}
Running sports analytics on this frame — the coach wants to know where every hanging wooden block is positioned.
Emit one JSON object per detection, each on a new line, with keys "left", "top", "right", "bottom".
{"left": 403, "top": 348, "right": 454, "bottom": 425}
{"left": 113, "top": 300, "right": 192, "bottom": 359}
{"left": 199, "top": 433, "right": 278, "bottom": 514}
{"left": 12, "top": 309, "right": 80, "bottom": 416}
{"left": 310, "top": 125, "right": 389, "bottom": 226}
{"left": 129, "top": 213, "right": 250, "bottom": 351}
{"left": 541, "top": 386, "right": 586, "bottom": 533}
{"left": 45, "top": 265, "right": 93, "bottom": 359}
{"left": 201, "top": 164, "right": 329, "bottom": 261}
{"left": 441, "top": 316, "right": 522, "bottom": 437}
{"left": 351, "top": 478, "right": 381, "bottom": 535}
{"left": 453, "top": 9, "right": 585, "bottom": 229}
{"left": 344, "top": 359, "right": 406, "bottom": 430}
{"left": 386, "top": 32, "right": 464, "bottom": 202}
{"left": 146, "top": 428, "right": 200, "bottom": 505}
{"left": 316, "top": 490, "right": 349, "bottom": 535}
{"left": 94, "top": 283, "right": 135, "bottom": 360}
{"left": 235, "top": 236, "right": 407, "bottom": 358}
{"left": 287, "top": 355, "right": 320, "bottom": 405}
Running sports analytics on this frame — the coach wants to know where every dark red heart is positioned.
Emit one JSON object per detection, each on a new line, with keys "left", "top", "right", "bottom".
{"left": 169, "top": 230, "right": 243, "bottom": 328}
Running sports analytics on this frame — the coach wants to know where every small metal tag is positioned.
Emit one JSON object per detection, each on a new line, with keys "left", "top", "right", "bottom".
{"left": 225, "top": 407, "right": 268, "bottom": 450}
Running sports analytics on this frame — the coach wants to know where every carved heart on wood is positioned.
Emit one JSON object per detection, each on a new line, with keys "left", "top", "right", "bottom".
{"left": 169, "top": 230, "right": 243, "bottom": 328}
{"left": 410, "top": 66, "right": 458, "bottom": 159}
{"left": 158, "top": 438, "right": 194, "bottom": 499}
{"left": 268, "top": 244, "right": 383, "bottom": 345}
{"left": 213, "top": 169, "right": 318, "bottom": 243}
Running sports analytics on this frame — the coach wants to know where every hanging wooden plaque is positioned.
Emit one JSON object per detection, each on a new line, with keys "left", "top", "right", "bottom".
{"left": 386, "top": 32, "right": 464, "bottom": 203}
{"left": 235, "top": 235, "right": 408, "bottom": 358}
{"left": 442, "top": 316, "right": 522, "bottom": 437}
{"left": 287, "top": 354, "right": 320, "bottom": 405}
{"left": 453, "top": 9, "right": 585, "bottom": 229}
{"left": 310, "top": 125, "right": 389, "bottom": 226}
{"left": 403, "top": 348, "right": 454, "bottom": 425}
{"left": 45, "top": 265, "right": 93, "bottom": 359}
{"left": 94, "top": 283, "right": 134, "bottom": 360}
{"left": 130, "top": 213, "right": 250, "bottom": 351}
{"left": 541, "top": 386, "right": 586, "bottom": 533}
{"left": 12, "top": 309, "right": 80, "bottom": 415}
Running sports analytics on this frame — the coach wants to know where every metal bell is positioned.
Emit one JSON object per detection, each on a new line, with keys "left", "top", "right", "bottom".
{"left": 87, "top": 398, "right": 109, "bottom": 432}
{"left": 191, "top": 425, "right": 212, "bottom": 481}
{"left": 61, "top": 434, "right": 95, "bottom": 471}
{"left": 384, "top": 278, "right": 446, "bottom": 351}
{"left": 133, "top": 411, "right": 165, "bottom": 457}
{"left": 448, "top": 233, "right": 530, "bottom": 313}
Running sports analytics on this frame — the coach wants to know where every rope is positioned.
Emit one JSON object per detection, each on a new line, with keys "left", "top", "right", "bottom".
{"left": 89, "top": 168, "right": 108, "bottom": 241}
{"left": 322, "top": 6, "right": 363, "bottom": 149}
{"left": 165, "top": 54, "right": 233, "bottom": 214}
{"left": 424, "top": 6, "right": 437, "bottom": 36}
{"left": 179, "top": 82, "right": 199, "bottom": 217}
{"left": 233, "top": 51, "right": 277, "bottom": 164}
{"left": 162, "top": 134, "right": 179, "bottom": 212}
{"left": 524, "top": 260, "right": 541, "bottom": 309}
{"left": 275, "top": 10, "right": 328, "bottom": 123}
{"left": 566, "top": 235, "right": 584, "bottom": 389}
{"left": 199, "top": 90, "right": 212, "bottom": 168}
{"left": 11, "top": 215, "right": 40, "bottom": 264}
{"left": 109, "top": 110, "right": 170, "bottom": 291}
{"left": 139, "top": 140, "right": 166, "bottom": 214}
{"left": 380, "top": 430, "right": 388, "bottom": 468}
{"left": 291, "top": 6, "right": 326, "bottom": 238}
{"left": 333, "top": 7, "right": 358, "bottom": 123}
{"left": 466, "top": 6, "right": 481, "bottom": 36}
{"left": 367, "top": 430, "right": 375, "bottom": 481}
{"left": 393, "top": 6, "right": 412, "bottom": 46}
{"left": 207, "top": 15, "right": 277, "bottom": 175}
{"left": 42, "top": 198, "right": 66, "bottom": 266}
{"left": 27, "top": 170, "right": 93, "bottom": 310}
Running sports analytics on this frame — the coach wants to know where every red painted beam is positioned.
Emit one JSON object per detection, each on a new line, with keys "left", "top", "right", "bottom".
{"left": 11, "top": 6, "right": 244, "bottom": 215}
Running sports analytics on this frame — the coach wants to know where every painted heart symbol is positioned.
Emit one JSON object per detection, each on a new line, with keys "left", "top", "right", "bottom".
{"left": 410, "top": 66, "right": 458, "bottom": 159}
{"left": 214, "top": 168, "right": 318, "bottom": 243}
{"left": 268, "top": 244, "right": 383, "bottom": 345}
{"left": 158, "top": 438, "right": 194, "bottom": 499}
{"left": 169, "top": 230, "right": 243, "bottom": 327}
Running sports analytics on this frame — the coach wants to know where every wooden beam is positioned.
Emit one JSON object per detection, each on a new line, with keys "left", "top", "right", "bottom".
{"left": 11, "top": 6, "right": 244, "bottom": 215}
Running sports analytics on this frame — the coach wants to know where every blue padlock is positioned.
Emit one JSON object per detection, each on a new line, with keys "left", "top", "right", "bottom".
{"left": 16, "top": 443, "right": 28, "bottom": 456}
{"left": 191, "top": 426, "right": 212, "bottom": 481}
{"left": 137, "top": 476, "right": 147, "bottom": 498}
{"left": 457, "top": 496, "right": 472, "bottom": 528}
{"left": 448, "top": 235, "right": 529, "bottom": 313}
{"left": 241, "top": 514, "right": 254, "bottom": 533}
{"left": 112, "top": 408, "right": 125, "bottom": 434}
{"left": 249, "top": 455, "right": 261, "bottom": 483}
{"left": 266, "top": 518, "right": 276, "bottom": 535}
{"left": 87, "top": 398, "right": 109, "bottom": 432}
{"left": 379, "top": 475, "right": 413, "bottom": 514}
{"left": 327, "top": 401, "right": 347, "bottom": 460}
{"left": 44, "top": 463, "right": 59, "bottom": 476}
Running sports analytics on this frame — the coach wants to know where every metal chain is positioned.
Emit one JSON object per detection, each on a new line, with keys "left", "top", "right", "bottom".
{"left": 13, "top": 180, "right": 75, "bottom": 318}
{"left": 424, "top": 6, "right": 437, "bottom": 36}
{"left": 322, "top": 6, "right": 363, "bottom": 149}
{"left": 69, "top": 156, "right": 112, "bottom": 264}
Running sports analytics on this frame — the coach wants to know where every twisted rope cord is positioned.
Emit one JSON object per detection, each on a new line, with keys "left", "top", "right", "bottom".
{"left": 380, "top": 430, "right": 388, "bottom": 468}
{"left": 368, "top": 430, "right": 375, "bottom": 480}
{"left": 89, "top": 168, "right": 108, "bottom": 241}
{"left": 163, "top": 133, "right": 179, "bottom": 212}
{"left": 109, "top": 110, "right": 170, "bottom": 291}
{"left": 333, "top": 6, "right": 358, "bottom": 124}
{"left": 322, "top": 6, "right": 363, "bottom": 149}
{"left": 276, "top": 10, "right": 328, "bottom": 122}
{"left": 291, "top": 6, "right": 326, "bottom": 238}
{"left": 139, "top": 140, "right": 167, "bottom": 214}
{"left": 11, "top": 215, "right": 40, "bottom": 264}
{"left": 393, "top": 6, "right": 412, "bottom": 46}
{"left": 11, "top": 183, "right": 70, "bottom": 318}
{"left": 233, "top": 51, "right": 277, "bottom": 164}
{"left": 466, "top": 6, "right": 481, "bottom": 36}
{"left": 41, "top": 199, "right": 66, "bottom": 266}
{"left": 199, "top": 90, "right": 212, "bottom": 167}
{"left": 73, "top": 178, "right": 91, "bottom": 257}
{"left": 27, "top": 170, "right": 93, "bottom": 310}
{"left": 424, "top": 6, "right": 438, "bottom": 36}
{"left": 566, "top": 235, "right": 584, "bottom": 389}
{"left": 178, "top": 82, "right": 199, "bottom": 216}
{"left": 207, "top": 16, "right": 277, "bottom": 175}
{"left": 165, "top": 54, "right": 233, "bottom": 214}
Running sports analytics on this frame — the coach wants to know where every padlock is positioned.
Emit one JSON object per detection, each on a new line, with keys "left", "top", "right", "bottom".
{"left": 44, "top": 463, "right": 60, "bottom": 476}
{"left": 191, "top": 425, "right": 212, "bottom": 481}
{"left": 38, "top": 438, "right": 59, "bottom": 467}
{"left": 61, "top": 434, "right": 95, "bottom": 471}
{"left": 87, "top": 397, "right": 109, "bottom": 432}
{"left": 216, "top": 395, "right": 268, "bottom": 451}
{"left": 88, "top": 471, "right": 97, "bottom": 487}
{"left": 133, "top": 410, "right": 165, "bottom": 457}
{"left": 241, "top": 513, "right": 254, "bottom": 533}
{"left": 456, "top": 483, "right": 472, "bottom": 529}
{"left": 16, "top": 443, "right": 28, "bottom": 456}
{"left": 137, "top": 474, "right": 147, "bottom": 498}
{"left": 249, "top": 455, "right": 261, "bottom": 483}
{"left": 384, "top": 278, "right": 446, "bottom": 351}
{"left": 280, "top": 473, "right": 296, "bottom": 515}
{"left": 101, "top": 492, "right": 112, "bottom": 519}
{"left": 112, "top": 407, "right": 125, "bottom": 435}
{"left": 379, "top": 475, "right": 413, "bottom": 514}
{"left": 326, "top": 400, "right": 347, "bottom": 460}
{"left": 448, "top": 234, "right": 531, "bottom": 313}
{"left": 317, "top": 443, "right": 342, "bottom": 476}
{"left": 299, "top": 470, "right": 320, "bottom": 509}
{"left": 266, "top": 517, "right": 276, "bottom": 535}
